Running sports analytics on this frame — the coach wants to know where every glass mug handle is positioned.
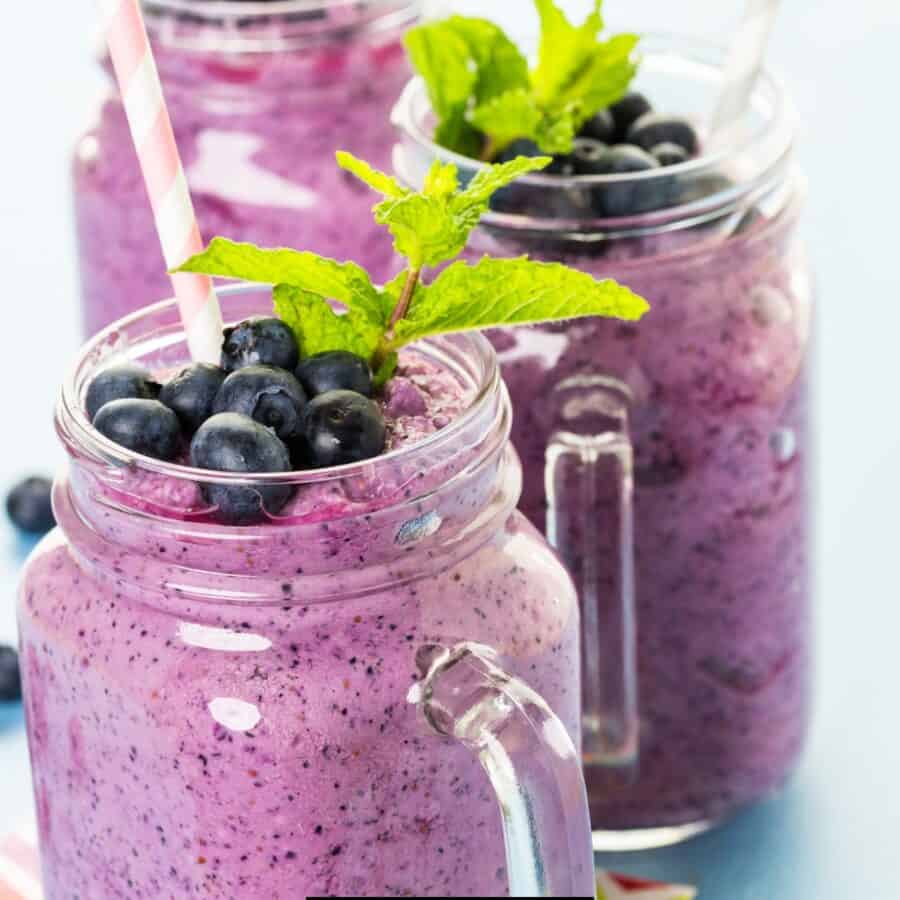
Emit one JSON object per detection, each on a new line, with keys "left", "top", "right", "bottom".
{"left": 411, "top": 643, "right": 595, "bottom": 898}
{"left": 544, "top": 375, "right": 639, "bottom": 773}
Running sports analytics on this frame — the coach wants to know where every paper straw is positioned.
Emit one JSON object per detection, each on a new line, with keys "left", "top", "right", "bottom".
{"left": 96, "top": 0, "right": 223, "bottom": 363}
{"left": 709, "top": 0, "right": 782, "bottom": 148}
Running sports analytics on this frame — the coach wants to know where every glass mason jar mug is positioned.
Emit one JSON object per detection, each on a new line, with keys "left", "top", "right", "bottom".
{"left": 18, "top": 287, "right": 595, "bottom": 898}
{"left": 73, "top": 0, "right": 421, "bottom": 336}
{"left": 394, "top": 34, "right": 813, "bottom": 848}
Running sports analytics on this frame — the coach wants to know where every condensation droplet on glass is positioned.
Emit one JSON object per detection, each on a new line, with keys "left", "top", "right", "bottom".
{"left": 396, "top": 511, "right": 442, "bottom": 547}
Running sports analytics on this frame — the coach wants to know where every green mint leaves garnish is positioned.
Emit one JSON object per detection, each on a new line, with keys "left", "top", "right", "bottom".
{"left": 175, "top": 152, "right": 648, "bottom": 384}
{"left": 405, "top": 0, "right": 639, "bottom": 160}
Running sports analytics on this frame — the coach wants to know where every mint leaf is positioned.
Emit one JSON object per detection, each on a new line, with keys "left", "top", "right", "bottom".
{"left": 404, "top": 1, "right": 639, "bottom": 157}
{"left": 531, "top": 0, "right": 605, "bottom": 106}
{"left": 335, "top": 151, "right": 408, "bottom": 199}
{"left": 390, "top": 256, "right": 649, "bottom": 349}
{"left": 273, "top": 285, "right": 382, "bottom": 361}
{"left": 175, "top": 237, "right": 390, "bottom": 329}
{"left": 338, "top": 153, "right": 552, "bottom": 270}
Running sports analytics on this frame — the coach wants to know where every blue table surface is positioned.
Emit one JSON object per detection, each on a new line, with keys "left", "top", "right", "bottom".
{"left": 2, "top": 1, "right": 899, "bottom": 897}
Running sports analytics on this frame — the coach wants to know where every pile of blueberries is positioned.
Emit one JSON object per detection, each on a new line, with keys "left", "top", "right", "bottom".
{"left": 86, "top": 318, "right": 387, "bottom": 522}
{"left": 496, "top": 92, "right": 702, "bottom": 218}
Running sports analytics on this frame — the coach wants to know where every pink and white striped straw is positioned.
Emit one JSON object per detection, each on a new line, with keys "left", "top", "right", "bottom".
{"left": 96, "top": 0, "right": 223, "bottom": 363}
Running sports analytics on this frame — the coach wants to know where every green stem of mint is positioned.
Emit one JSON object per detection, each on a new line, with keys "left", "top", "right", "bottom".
{"left": 373, "top": 266, "right": 422, "bottom": 371}
{"left": 479, "top": 137, "right": 499, "bottom": 163}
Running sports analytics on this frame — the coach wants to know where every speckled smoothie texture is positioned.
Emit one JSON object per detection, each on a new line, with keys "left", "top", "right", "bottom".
{"left": 473, "top": 206, "right": 812, "bottom": 829}
{"left": 73, "top": 2, "right": 415, "bottom": 335}
{"left": 18, "top": 348, "right": 582, "bottom": 898}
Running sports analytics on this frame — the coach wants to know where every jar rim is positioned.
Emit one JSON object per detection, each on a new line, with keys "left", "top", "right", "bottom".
{"left": 57, "top": 283, "right": 505, "bottom": 494}
{"left": 141, "top": 0, "right": 422, "bottom": 52}
{"left": 392, "top": 32, "right": 798, "bottom": 237}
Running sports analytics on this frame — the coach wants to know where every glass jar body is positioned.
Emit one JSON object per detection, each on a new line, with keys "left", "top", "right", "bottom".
{"left": 475, "top": 200, "right": 813, "bottom": 834}
{"left": 72, "top": 1, "right": 418, "bottom": 335}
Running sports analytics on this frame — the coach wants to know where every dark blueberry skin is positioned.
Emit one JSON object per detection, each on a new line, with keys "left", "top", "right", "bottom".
{"left": 578, "top": 108, "right": 616, "bottom": 143}
{"left": 221, "top": 317, "right": 300, "bottom": 374}
{"left": 609, "top": 92, "right": 653, "bottom": 141}
{"left": 570, "top": 138, "right": 610, "bottom": 175}
{"left": 6, "top": 476, "right": 55, "bottom": 535}
{"left": 190, "top": 413, "right": 294, "bottom": 523}
{"left": 627, "top": 113, "right": 699, "bottom": 155}
{"left": 0, "top": 645, "right": 22, "bottom": 702}
{"left": 213, "top": 366, "right": 307, "bottom": 442}
{"left": 159, "top": 363, "right": 227, "bottom": 434}
{"left": 85, "top": 363, "right": 160, "bottom": 421}
{"left": 302, "top": 390, "right": 387, "bottom": 468}
{"left": 587, "top": 145, "right": 673, "bottom": 217}
{"left": 296, "top": 351, "right": 374, "bottom": 398}
{"left": 651, "top": 142, "right": 690, "bottom": 167}
{"left": 496, "top": 139, "right": 572, "bottom": 175}
{"left": 93, "top": 399, "right": 181, "bottom": 461}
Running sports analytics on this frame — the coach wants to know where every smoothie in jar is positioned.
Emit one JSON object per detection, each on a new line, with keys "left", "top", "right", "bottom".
{"left": 18, "top": 288, "right": 591, "bottom": 898}
{"left": 395, "top": 26, "right": 813, "bottom": 845}
{"left": 73, "top": 0, "right": 422, "bottom": 335}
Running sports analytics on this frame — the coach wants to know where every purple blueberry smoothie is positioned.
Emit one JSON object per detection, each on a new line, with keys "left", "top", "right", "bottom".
{"left": 18, "top": 289, "right": 592, "bottom": 897}
{"left": 394, "top": 36, "right": 813, "bottom": 843}
{"left": 73, "top": 0, "right": 420, "bottom": 336}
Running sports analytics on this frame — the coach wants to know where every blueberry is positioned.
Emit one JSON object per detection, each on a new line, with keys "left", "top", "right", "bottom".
{"left": 85, "top": 363, "right": 160, "bottom": 421}
{"left": 6, "top": 477, "right": 55, "bottom": 535}
{"left": 94, "top": 399, "right": 181, "bottom": 461}
{"left": 570, "top": 138, "right": 610, "bottom": 175}
{"left": 608, "top": 92, "right": 653, "bottom": 141}
{"left": 0, "top": 645, "right": 21, "bottom": 702}
{"left": 302, "top": 391, "right": 386, "bottom": 468}
{"left": 496, "top": 139, "right": 571, "bottom": 174}
{"left": 627, "top": 113, "right": 699, "bottom": 155}
{"left": 651, "top": 142, "right": 690, "bottom": 167}
{"left": 214, "top": 365, "right": 307, "bottom": 442}
{"left": 191, "top": 413, "right": 294, "bottom": 522}
{"left": 159, "top": 363, "right": 227, "bottom": 434}
{"left": 578, "top": 108, "right": 616, "bottom": 143}
{"left": 221, "top": 318, "right": 300, "bottom": 374}
{"left": 586, "top": 144, "right": 672, "bottom": 217}
{"left": 296, "top": 351, "right": 374, "bottom": 398}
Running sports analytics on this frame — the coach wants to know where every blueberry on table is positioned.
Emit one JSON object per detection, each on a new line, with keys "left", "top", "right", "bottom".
{"left": 627, "top": 113, "right": 699, "bottom": 155}
{"left": 85, "top": 363, "right": 160, "bottom": 421}
{"left": 93, "top": 399, "right": 181, "bottom": 461}
{"left": 651, "top": 142, "right": 690, "bottom": 167}
{"left": 578, "top": 108, "right": 617, "bottom": 143}
{"left": 608, "top": 92, "right": 653, "bottom": 140}
{"left": 213, "top": 365, "right": 307, "bottom": 442}
{"left": 159, "top": 363, "right": 226, "bottom": 434}
{"left": 221, "top": 317, "right": 300, "bottom": 374}
{"left": 296, "top": 351, "right": 374, "bottom": 398}
{"left": 190, "top": 413, "right": 294, "bottom": 522}
{"left": 6, "top": 476, "right": 55, "bottom": 535}
{"left": 302, "top": 390, "right": 386, "bottom": 468}
{"left": 0, "top": 645, "right": 21, "bottom": 702}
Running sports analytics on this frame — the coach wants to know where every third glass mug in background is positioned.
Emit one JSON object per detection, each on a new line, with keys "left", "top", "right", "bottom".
{"left": 73, "top": 0, "right": 421, "bottom": 336}
{"left": 396, "top": 33, "right": 813, "bottom": 848}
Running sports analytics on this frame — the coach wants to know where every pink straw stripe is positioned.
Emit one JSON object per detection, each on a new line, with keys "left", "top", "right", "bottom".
{"left": 98, "top": 0, "right": 223, "bottom": 363}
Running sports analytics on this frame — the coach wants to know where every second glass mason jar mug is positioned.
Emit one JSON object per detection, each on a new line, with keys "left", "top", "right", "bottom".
{"left": 18, "top": 287, "right": 595, "bottom": 898}
{"left": 73, "top": 0, "right": 421, "bottom": 336}
{"left": 395, "top": 33, "right": 814, "bottom": 848}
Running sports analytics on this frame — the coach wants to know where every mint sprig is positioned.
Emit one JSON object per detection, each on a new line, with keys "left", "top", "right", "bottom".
{"left": 175, "top": 152, "right": 649, "bottom": 384}
{"left": 405, "top": 0, "right": 639, "bottom": 160}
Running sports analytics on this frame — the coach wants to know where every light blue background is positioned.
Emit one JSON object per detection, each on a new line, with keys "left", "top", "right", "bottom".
{"left": 1, "top": 1, "right": 898, "bottom": 897}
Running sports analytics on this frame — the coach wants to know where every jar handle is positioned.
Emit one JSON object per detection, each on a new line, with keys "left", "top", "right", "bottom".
{"left": 544, "top": 375, "right": 640, "bottom": 774}
{"left": 411, "top": 642, "right": 595, "bottom": 898}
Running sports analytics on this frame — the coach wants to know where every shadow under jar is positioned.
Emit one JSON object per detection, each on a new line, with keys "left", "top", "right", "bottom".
{"left": 394, "top": 33, "right": 814, "bottom": 850}
{"left": 17, "top": 286, "right": 596, "bottom": 899}
{"left": 73, "top": 0, "right": 421, "bottom": 337}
